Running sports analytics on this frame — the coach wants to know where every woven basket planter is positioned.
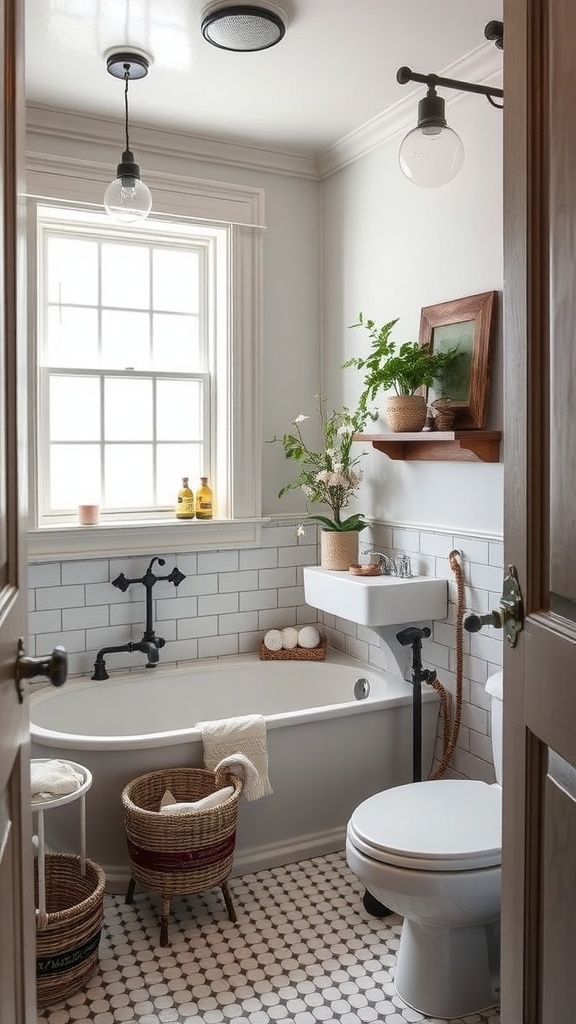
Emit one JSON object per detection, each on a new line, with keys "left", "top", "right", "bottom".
{"left": 259, "top": 636, "right": 327, "bottom": 661}
{"left": 35, "top": 853, "right": 106, "bottom": 1008}
{"left": 122, "top": 766, "right": 243, "bottom": 945}
{"left": 386, "top": 395, "right": 427, "bottom": 432}
{"left": 320, "top": 529, "right": 359, "bottom": 570}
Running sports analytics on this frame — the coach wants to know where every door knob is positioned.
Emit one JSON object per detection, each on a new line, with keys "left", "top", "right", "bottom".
{"left": 15, "top": 638, "right": 68, "bottom": 703}
{"left": 463, "top": 564, "right": 524, "bottom": 648}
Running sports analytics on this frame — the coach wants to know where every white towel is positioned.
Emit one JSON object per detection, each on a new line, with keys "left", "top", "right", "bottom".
{"left": 198, "top": 714, "right": 273, "bottom": 800}
{"left": 159, "top": 786, "right": 235, "bottom": 814}
{"left": 214, "top": 753, "right": 266, "bottom": 802}
{"left": 31, "top": 759, "right": 84, "bottom": 799}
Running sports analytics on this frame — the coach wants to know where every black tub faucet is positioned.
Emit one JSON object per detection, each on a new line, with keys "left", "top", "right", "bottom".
{"left": 91, "top": 556, "right": 185, "bottom": 680}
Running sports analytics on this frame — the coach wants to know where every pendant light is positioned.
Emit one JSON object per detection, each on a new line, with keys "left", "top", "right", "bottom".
{"left": 104, "top": 50, "right": 152, "bottom": 223}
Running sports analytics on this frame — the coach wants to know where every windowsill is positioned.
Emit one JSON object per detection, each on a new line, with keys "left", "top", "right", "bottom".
{"left": 27, "top": 517, "right": 270, "bottom": 563}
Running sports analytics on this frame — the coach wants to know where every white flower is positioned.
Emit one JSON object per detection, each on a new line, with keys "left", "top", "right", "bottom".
{"left": 301, "top": 484, "right": 314, "bottom": 497}
{"left": 315, "top": 470, "right": 330, "bottom": 483}
{"left": 296, "top": 523, "right": 307, "bottom": 537}
{"left": 337, "top": 424, "right": 352, "bottom": 436}
{"left": 293, "top": 414, "right": 308, "bottom": 423}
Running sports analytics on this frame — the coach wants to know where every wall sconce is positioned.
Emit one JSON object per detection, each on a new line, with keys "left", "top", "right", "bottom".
{"left": 201, "top": 3, "right": 286, "bottom": 52}
{"left": 397, "top": 20, "right": 503, "bottom": 188}
{"left": 104, "top": 50, "right": 153, "bottom": 223}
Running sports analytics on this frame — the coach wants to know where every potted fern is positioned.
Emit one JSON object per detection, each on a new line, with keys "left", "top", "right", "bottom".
{"left": 344, "top": 313, "right": 461, "bottom": 432}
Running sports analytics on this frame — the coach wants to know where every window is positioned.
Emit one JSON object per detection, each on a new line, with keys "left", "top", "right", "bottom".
{"left": 37, "top": 207, "right": 223, "bottom": 522}
{"left": 26, "top": 166, "right": 264, "bottom": 561}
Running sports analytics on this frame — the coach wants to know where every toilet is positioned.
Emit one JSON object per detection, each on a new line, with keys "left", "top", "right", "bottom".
{"left": 346, "top": 670, "right": 503, "bottom": 1020}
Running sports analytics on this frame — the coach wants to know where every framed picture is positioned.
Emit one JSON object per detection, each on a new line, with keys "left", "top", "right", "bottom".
{"left": 419, "top": 291, "right": 497, "bottom": 429}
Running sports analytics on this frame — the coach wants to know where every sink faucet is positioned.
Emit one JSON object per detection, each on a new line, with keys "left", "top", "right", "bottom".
{"left": 91, "top": 556, "right": 185, "bottom": 680}
{"left": 362, "top": 549, "right": 413, "bottom": 578}
{"left": 92, "top": 641, "right": 160, "bottom": 681}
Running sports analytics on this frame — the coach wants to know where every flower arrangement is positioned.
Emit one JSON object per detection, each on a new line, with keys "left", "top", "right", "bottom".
{"left": 268, "top": 395, "right": 368, "bottom": 533}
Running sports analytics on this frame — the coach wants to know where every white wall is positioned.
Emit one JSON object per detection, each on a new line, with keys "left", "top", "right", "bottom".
{"left": 321, "top": 90, "right": 504, "bottom": 535}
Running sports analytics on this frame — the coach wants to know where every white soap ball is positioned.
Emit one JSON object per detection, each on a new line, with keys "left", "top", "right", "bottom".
{"left": 298, "top": 625, "right": 320, "bottom": 649}
{"left": 263, "top": 629, "right": 283, "bottom": 652}
{"left": 281, "top": 627, "right": 299, "bottom": 650}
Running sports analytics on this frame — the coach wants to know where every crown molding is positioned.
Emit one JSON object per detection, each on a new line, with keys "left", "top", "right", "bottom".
{"left": 26, "top": 103, "right": 320, "bottom": 181}
{"left": 315, "top": 44, "right": 503, "bottom": 179}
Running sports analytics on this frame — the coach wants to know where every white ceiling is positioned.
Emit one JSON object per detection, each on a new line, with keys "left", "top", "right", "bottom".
{"left": 24, "top": 0, "right": 503, "bottom": 158}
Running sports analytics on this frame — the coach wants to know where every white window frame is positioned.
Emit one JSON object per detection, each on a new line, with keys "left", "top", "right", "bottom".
{"left": 26, "top": 160, "right": 266, "bottom": 561}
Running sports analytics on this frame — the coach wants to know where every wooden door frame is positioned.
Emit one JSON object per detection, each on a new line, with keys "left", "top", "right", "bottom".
{"left": 501, "top": 0, "right": 550, "bottom": 1019}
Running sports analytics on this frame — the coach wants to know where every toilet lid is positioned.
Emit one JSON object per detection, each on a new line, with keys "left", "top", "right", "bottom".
{"left": 348, "top": 779, "right": 502, "bottom": 871}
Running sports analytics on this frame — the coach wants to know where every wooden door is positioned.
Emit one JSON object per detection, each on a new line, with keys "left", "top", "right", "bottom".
{"left": 502, "top": 0, "right": 576, "bottom": 1019}
{"left": 0, "top": 0, "right": 36, "bottom": 1021}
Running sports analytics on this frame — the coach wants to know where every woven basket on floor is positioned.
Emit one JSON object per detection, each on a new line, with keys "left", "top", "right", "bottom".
{"left": 35, "top": 853, "right": 106, "bottom": 1008}
{"left": 122, "top": 766, "right": 243, "bottom": 945}
{"left": 259, "top": 636, "right": 327, "bottom": 661}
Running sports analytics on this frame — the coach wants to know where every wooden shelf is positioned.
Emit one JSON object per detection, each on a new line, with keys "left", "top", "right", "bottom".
{"left": 355, "top": 431, "right": 501, "bottom": 463}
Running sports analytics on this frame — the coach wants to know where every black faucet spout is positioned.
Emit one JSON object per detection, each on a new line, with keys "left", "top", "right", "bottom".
{"left": 92, "top": 640, "right": 160, "bottom": 681}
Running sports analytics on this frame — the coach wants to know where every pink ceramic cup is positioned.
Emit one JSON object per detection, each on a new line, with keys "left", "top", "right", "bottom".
{"left": 78, "top": 504, "right": 100, "bottom": 526}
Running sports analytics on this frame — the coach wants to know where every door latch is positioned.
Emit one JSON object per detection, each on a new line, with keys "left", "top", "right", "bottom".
{"left": 463, "top": 564, "right": 524, "bottom": 647}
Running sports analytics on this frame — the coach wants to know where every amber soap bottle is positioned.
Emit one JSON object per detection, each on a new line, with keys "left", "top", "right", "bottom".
{"left": 195, "top": 477, "right": 213, "bottom": 519}
{"left": 175, "top": 477, "right": 195, "bottom": 519}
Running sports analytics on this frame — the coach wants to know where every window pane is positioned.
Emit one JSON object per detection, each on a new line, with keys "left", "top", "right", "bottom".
{"left": 105, "top": 445, "right": 153, "bottom": 506}
{"left": 101, "top": 243, "right": 150, "bottom": 309}
{"left": 50, "top": 444, "right": 101, "bottom": 509}
{"left": 152, "top": 313, "right": 200, "bottom": 371}
{"left": 105, "top": 378, "right": 152, "bottom": 440}
{"left": 101, "top": 310, "right": 150, "bottom": 368}
{"left": 157, "top": 444, "right": 203, "bottom": 505}
{"left": 156, "top": 379, "right": 203, "bottom": 440}
{"left": 46, "top": 306, "right": 99, "bottom": 368}
{"left": 47, "top": 236, "right": 98, "bottom": 305}
{"left": 153, "top": 249, "right": 199, "bottom": 312}
{"left": 50, "top": 376, "right": 101, "bottom": 441}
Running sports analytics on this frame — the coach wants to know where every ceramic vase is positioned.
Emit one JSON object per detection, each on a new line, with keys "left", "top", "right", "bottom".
{"left": 320, "top": 530, "right": 359, "bottom": 570}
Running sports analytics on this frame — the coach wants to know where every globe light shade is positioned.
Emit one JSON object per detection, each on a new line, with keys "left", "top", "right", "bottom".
{"left": 104, "top": 174, "right": 152, "bottom": 224}
{"left": 399, "top": 123, "right": 465, "bottom": 188}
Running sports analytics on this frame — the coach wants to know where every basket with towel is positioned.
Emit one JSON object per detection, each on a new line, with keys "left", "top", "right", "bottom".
{"left": 121, "top": 765, "right": 243, "bottom": 946}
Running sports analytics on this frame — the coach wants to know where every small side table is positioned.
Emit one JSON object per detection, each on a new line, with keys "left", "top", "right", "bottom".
{"left": 31, "top": 759, "right": 93, "bottom": 919}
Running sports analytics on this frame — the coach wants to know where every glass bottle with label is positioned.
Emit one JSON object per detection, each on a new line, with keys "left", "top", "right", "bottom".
{"left": 195, "top": 477, "right": 213, "bottom": 519}
{"left": 175, "top": 477, "right": 195, "bottom": 519}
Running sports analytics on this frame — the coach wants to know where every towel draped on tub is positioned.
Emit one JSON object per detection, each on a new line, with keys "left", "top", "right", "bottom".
{"left": 198, "top": 714, "right": 273, "bottom": 800}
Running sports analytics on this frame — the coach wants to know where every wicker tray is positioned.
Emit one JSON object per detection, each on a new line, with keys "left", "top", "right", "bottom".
{"left": 259, "top": 636, "right": 327, "bottom": 661}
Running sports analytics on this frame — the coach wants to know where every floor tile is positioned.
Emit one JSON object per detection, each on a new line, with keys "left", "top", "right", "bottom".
{"left": 37, "top": 852, "right": 500, "bottom": 1024}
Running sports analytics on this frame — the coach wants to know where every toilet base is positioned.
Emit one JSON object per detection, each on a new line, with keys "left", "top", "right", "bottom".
{"left": 395, "top": 916, "right": 500, "bottom": 1020}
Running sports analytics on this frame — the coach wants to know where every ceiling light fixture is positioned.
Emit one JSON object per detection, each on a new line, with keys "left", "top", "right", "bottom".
{"left": 201, "top": 3, "right": 286, "bottom": 52}
{"left": 104, "top": 50, "right": 152, "bottom": 223}
{"left": 397, "top": 20, "right": 504, "bottom": 188}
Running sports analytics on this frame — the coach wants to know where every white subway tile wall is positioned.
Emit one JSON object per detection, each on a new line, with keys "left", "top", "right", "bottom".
{"left": 27, "top": 521, "right": 503, "bottom": 783}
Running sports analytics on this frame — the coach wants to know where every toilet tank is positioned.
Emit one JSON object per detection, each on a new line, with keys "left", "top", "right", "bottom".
{"left": 485, "top": 671, "right": 503, "bottom": 784}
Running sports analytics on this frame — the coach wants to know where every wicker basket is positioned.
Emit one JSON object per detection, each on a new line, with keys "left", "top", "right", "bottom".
{"left": 122, "top": 766, "right": 242, "bottom": 945}
{"left": 386, "top": 395, "right": 427, "bottom": 432}
{"left": 259, "top": 636, "right": 327, "bottom": 661}
{"left": 35, "top": 853, "right": 106, "bottom": 1008}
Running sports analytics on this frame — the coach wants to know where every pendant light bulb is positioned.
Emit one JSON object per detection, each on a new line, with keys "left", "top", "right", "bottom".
{"left": 104, "top": 50, "right": 152, "bottom": 223}
{"left": 398, "top": 86, "right": 464, "bottom": 188}
{"left": 104, "top": 151, "right": 152, "bottom": 223}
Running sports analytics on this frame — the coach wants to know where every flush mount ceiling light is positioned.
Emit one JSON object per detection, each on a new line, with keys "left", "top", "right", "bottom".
{"left": 397, "top": 20, "right": 504, "bottom": 188}
{"left": 201, "top": 3, "right": 286, "bottom": 52}
{"left": 104, "top": 49, "right": 152, "bottom": 223}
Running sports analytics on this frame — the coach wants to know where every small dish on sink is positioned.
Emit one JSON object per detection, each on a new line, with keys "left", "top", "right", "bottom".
{"left": 348, "top": 564, "right": 381, "bottom": 577}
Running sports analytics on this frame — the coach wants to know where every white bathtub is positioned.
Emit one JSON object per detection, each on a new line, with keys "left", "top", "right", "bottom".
{"left": 30, "top": 650, "right": 439, "bottom": 891}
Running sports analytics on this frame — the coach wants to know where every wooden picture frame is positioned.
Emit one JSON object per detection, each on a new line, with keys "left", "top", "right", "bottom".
{"left": 419, "top": 291, "right": 497, "bottom": 429}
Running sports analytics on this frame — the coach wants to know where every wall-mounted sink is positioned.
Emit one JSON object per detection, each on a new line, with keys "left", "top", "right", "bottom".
{"left": 303, "top": 566, "right": 448, "bottom": 627}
